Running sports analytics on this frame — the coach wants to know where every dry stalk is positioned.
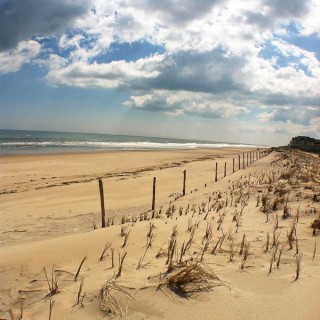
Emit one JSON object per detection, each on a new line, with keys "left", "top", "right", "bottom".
{"left": 294, "top": 253, "right": 302, "bottom": 281}
{"left": 202, "top": 222, "right": 213, "bottom": 243}
{"left": 48, "top": 299, "right": 55, "bottom": 320}
{"left": 276, "top": 246, "right": 283, "bottom": 269}
{"left": 268, "top": 253, "right": 274, "bottom": 274}
{"left": 43, "top": 268, "right": 60, "bottom": 297}
{"left": 116, "top": 252, "right": 127, "bottom": 278}
{"left": 121, "top": 230, "right": 131, "bottom": 248}
{"left": 200, "top": 239, "right": 210, "bottom": 262}
{"left": 265, "top": 232, "right": 270, "bottom": 252}
{"left": 74, "top": 279, "right": 84, "bottom": 307}
{"left": 111, "top": 248, "right": 115, "bottom": 268}
{"left": 239, "top": 234, "right": 246, "bottom": 256}
{"left": 240, "top": 241, "right": 251, "bottom": 270}
{"left": 287, "top": 222, "right": 296, "bottom": 250}
{"left": 271, "top": 229, "right": 281, "bottom": 248}
{"left": 296, "top": 206, "right": 300, "bottom": 223}
{"left": 211, "top": 237, "right": 221, "bottom": 255}
{"left": 229, "top": 240, "right": 235, "bottom": 262}
{"left": 99, "top": 242, "right": 111, "bottom": 261}
{"left": 273, "top": 213, "right": 279, "bottom": 230}
{"left": 74, "top": 256, "right": 87, "bottom": 282}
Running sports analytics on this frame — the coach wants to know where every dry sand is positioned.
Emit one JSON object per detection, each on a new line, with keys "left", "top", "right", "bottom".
{"left": 0, "top": 148, "right": 319, "bottom": 320}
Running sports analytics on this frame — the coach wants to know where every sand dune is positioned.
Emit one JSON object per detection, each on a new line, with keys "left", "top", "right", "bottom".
{"left": 1, "top": 148, "right": 319, "bottom": 320}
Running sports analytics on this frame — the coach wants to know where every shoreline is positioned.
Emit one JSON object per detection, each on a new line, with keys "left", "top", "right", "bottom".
{"left": 0, "top": 145, "right": 266, "bottom": 156}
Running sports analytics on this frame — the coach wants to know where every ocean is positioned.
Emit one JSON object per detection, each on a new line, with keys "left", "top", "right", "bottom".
{"left": 0, "top": 130, "right": 262, "bottom": 154}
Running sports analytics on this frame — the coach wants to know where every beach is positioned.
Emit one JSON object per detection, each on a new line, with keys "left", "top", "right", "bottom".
{"left": 1, "top": 147, "right": 320, "bottom": 319}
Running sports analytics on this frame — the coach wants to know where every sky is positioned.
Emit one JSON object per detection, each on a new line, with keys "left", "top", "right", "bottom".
{"left": 0, "top": 0, "right": 319, "bottom": 146}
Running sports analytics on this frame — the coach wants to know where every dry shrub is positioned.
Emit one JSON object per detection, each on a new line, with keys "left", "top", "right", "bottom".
{"left": 160, "top": 263, "right": 222, "bottom": 298}
{"left": 272, "top": 197, "right": 280, "bottom": 211}
{"left": 312, "top": 219, "right": 320, "bottom": 236}
{"left": 99, "top": 279, "right": 136, "bottom": 317}
{"left": 43, "top": 268, "right": 61, "bottom": 298}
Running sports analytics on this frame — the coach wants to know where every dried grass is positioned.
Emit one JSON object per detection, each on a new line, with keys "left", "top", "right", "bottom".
{"left": 160, "top": 263, "right": 221, "bottom": 298}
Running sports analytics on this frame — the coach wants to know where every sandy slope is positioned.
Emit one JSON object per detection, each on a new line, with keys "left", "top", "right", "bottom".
{"left": 0, "top": 148, "right": 319, "bottom": 320}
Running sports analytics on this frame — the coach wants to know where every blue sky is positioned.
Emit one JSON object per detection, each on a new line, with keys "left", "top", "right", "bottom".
{"left": 0, "top": 0, "right": 319, "bottom": 146}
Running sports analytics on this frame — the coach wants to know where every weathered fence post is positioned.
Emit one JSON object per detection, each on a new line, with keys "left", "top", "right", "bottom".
{"left": 238, "top": 155, "right": 240, "bottom": 170}
{"left": 247, "top": 153, "right": 249, "bottom": 166}
{"left": 215, "top": 162, "right": 218, "bottom": 182}
{"left": 243, "top": 153, "right": 245, "bottom": 169}
{"left": 224, "top": 162, "right": 226, "bottom": 177}
{"left": 98, "top": 179, "right": 106, "bottom": 228}
{"left": 233, "top": 158, "right": 235, "bottom": 173}
{"left": 152, "top": 177, "right": 156, "bottom": 211}
{"left": 183, "top": 170, "right": 186, "bottom": 196}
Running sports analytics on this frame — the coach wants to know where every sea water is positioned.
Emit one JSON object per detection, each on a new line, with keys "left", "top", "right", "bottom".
{"left": 0, "top": 130, "right": 261, "bottom": 154}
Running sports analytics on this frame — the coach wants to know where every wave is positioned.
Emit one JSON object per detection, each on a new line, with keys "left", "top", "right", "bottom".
{"left": 0, "top": 140, "right": 262, "bottom": 150}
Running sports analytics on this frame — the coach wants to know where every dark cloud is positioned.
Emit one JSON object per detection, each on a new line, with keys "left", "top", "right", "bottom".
{"left": 0, "top": 0, "right": 91, "bottom": 51}
{"left": 244, "top": 12, "right": 274, "bottom": 30}
{"left": 243, "top": 0, "right": 311, "bottom": 30}
{"left": 130, "top": 49, "right": 247, "bottom": 94}
{"left": 267, "top": 0, "right": 311, "bottom": 18}
{"left": 267, "top": 107, "right": 320, "bottom": 126}
{"left": 125, "top": 95, "right": 182, "bottom": 113}
{"left": 261, "top": 93, "right": 320, "bottom": 107}
{"left": 136, "top": 0, "right": 223, "bottom": 25}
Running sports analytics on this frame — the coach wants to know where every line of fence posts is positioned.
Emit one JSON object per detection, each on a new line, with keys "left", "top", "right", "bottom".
{"left": 98, "top": 148, "right": 270, "bottom": 226}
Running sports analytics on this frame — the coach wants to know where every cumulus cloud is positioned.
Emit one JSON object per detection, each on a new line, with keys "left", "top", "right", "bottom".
{"left": 0, "top": 0, "right": 91, "bottom": 51}
{"left": 124, "top": 91, "right": 249, "bottom": 118}
{"left": 0, "top": 40, "right": 41, "bottom": 74}
{"left": 133, "top": 0, "right": 223, "bottom": 26}
{"left": 46, "top": 54, "right": 163, "bottom": 88}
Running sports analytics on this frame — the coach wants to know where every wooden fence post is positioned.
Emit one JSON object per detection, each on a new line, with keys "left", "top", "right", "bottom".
{"left": 152, "top": 177, "right": 156, "bottom": 211}
{"left": 183, "top": 170, "right": 186, "bottom": 196}
{"left": 215, "top": 162, "right": 218, "bottom": 182}
{"left": 247, "top": 153, "right": 249, "bottom": 166}
{"left": 243, "top": 153, "right": 245, "bottom": 169}
{"left": 98, "top": 179, "right": 106, "bottom": 228}
{"left": 224, "top": 162, "right": 226, "bottom": 177}
{"left": 233, "top": 158, "right": 235, "bottom": 173}
{"left": 238, "top": 155, "right": 240, "bottom": 170}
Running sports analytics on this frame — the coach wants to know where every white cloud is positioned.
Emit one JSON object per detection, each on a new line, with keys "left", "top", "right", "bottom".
{"left": 124, "top": 90, "right": 249, "bottom": 118}
{"left": 46, "top": 54, "right": 163, "bottom": 88}
{"left": 0, "top": 40, "right": 41, "bottom": 74}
